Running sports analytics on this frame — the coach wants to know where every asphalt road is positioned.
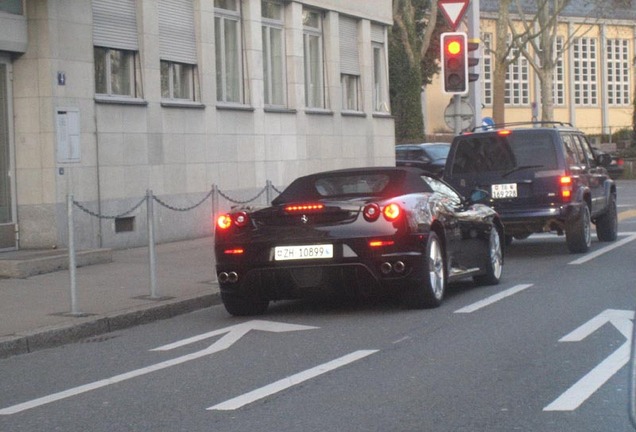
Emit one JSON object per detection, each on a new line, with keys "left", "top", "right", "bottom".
{"left": 1, "top": 181, "right": 635, "bottom": 432}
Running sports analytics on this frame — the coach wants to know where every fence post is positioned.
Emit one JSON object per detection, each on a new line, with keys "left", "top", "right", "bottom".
{"left": 67, "top": 194, "right": 81, "bottom": 315}
{"left": 266, "top": 180, "right": 272, "bottom": 205}
{"left": 147, "top": 189, "right": 159, "bottom": 299}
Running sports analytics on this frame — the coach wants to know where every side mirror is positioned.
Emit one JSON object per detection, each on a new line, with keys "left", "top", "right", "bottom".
{"left": 469, "top": 189, "right": 489, "bottom": 204}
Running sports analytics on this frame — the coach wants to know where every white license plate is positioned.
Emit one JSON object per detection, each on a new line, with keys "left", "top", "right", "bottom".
{"left": 274, "top": 244, "right": 333, "bottom": 261}
{"left": 491, "top": 183, "right": 518, "bottom": 199}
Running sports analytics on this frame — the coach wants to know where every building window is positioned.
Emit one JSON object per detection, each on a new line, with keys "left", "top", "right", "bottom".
{"left": 92, "top": 0, "right": 141, "bottom": 98}
{"left": 573, "top": 37, "right": 597, "bottom": 106}
{"left": 553, "top": 36, "right": 565, "bottom": 106}
{"left": 303, "top": 9, "right": 325, "bottom": 109}
{"left": 161, "top": 61, "right": 195, "bottom": 100}
{"left": 158, "top": 0, "right": 198, "bottom": 102}
{"left": 482, "top": 33, "right": 493, "bottom": 106}
{"left": 94, "top": 47, "right": 139, "bottom": 97}
{"left": 371, "top": 24, "right": 388, "bottom": 113}
{"left": 505, "top": 42, "right": 529, "bottom": 106}
{"left": 215, "top": 0, "right": 243, "bottom": 104}
{"left": 262, "top": 0, "right": 286, "bottom": 106}
{"left": 339, "top": 17, "right": 361, "bottom": 111}
{"left": 606, "top": 38, "right": 631, "bottom": 106}
{"left": 0, "top": 0, "right": 22, "bottom": 14}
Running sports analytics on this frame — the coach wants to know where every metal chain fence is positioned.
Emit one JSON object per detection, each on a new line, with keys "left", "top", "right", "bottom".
{"left": 64, "top": 182, "right": 284, "bottom": 315}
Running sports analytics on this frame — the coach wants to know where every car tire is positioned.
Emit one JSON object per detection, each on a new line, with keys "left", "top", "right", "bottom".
{"left": 473, "top": 227, "right": 503, "bottom": 286}
{"left": 596, "top": 194, "right": 618, "bottom": 242}
{"left": 402, "top": 232, "right": 446, "bottom": 309}
{"left": 221, "top": 292, "right": 269, "bottom": 316}
{"left": 566, "top": 205, "right": 592, "bottom": 253}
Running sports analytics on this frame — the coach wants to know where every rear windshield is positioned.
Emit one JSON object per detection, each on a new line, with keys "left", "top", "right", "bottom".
{"left": 272, "top": 169, "right": 432, "bottom": 204}
{"left": 396, "top": 145, "right": 449, "bottom": 161}
{"left": 450, "top": 130, "right": 558, "bottom": 174}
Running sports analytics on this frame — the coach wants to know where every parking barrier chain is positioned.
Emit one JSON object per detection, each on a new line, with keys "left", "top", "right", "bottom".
{"left": 73, "top": 196, "right": 147, "bottom": 219}
{"left": 152, "top": 188, "right": 214, "bottom": 212}
{"left": 216, "top": 186, "right": 268, "bottom": 205}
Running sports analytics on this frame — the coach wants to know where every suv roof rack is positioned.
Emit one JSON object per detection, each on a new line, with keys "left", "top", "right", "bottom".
{"left": 470, "top": 121, "right": 574, "bottom": 133}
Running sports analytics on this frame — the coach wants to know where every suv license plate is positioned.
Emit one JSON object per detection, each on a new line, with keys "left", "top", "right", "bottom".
{"left": 274, "top": 244, "right": 333, "bottom": 261}
{"left": 491, "top": 183, "right": 518, "bottom": 199}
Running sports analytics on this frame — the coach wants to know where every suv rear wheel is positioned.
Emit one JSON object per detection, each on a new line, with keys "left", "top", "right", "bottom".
{"left": 566, "top": 205, "right": 591, "bottom": 253}
{"left": 596, "top": 194, "right": 618, "bottom": 242}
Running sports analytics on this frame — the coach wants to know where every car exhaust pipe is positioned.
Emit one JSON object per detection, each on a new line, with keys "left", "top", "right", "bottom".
{"left": 393, "top": 261, "right": 405, "bottom": 273}
{"left": 218, "top": 272, "right": 229, "bottom": 283}
{"left": 228, "top": 271, "right": 239, "bottom": 283}
{"left": 380, "top": 262, "right": 392, "bottom": 275}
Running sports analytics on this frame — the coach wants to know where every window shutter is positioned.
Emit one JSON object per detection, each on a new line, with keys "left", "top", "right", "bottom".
{"left": 92, "top": 0, "right": 139, "bottom": 51}
{"left": 371, "top": 24, "right": 384, "bottom": 43}
{"left": 158, "top": 0, "right": 197, "bottom": 64}
{"left": 339, "top": 16, "right": 359, "bottom": 75}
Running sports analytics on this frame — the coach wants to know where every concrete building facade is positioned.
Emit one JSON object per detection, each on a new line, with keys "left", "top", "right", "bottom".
{"left": 0, "top": 0, "right": 395, "bottom": 250}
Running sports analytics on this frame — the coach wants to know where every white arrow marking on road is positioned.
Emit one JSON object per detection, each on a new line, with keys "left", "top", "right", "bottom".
{"left": 543, "top": 309, "right": 634, "bottom": 412}
{"left": 0, "top": 320, "right": 317, "bottom": 415}
{"left": 208, "top": 350, "right": 379, "bottom": 411}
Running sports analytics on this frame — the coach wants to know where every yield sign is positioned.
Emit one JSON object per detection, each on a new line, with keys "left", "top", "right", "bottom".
{"left": 438, "top": 0, "right": 470, "bottom": 31}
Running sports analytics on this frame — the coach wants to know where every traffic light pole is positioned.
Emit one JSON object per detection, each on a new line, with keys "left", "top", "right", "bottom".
{"left": 453, "top": 95, "right": 462, "bottom": 135}
{"left": 467, "top": 0, "right": 482, "bottom": 128}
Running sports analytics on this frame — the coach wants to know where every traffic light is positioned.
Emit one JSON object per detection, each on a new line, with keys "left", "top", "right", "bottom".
{"left": 440, "top": 32, "right": 467, "bottom": 95}
{"left": 468, "top": 39, "right": 480, "bottom": 82}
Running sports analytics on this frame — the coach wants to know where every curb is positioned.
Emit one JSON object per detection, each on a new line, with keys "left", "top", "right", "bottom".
{"left": 0, "top": 293, "right": 221, "bottom": 359}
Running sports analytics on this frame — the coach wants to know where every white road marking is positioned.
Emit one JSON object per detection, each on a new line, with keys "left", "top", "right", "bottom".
{"left": 544, "top": 310, "right": 634, "bottom": 412}
{"left": 207, "top": 350, "right": 379, "bottom": 411}
{"left": 0, "top": 320, "right": 317, "bottom": 415}
{"left": 569, "top": 233, "right": 636, "bottom": 265}
{"left": 454, "top": 284, "right": 533, "bottom": 314}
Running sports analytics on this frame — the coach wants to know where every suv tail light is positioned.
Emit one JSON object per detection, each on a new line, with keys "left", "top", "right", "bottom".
{"left": 560, "top": 176, "right": 572, "bottom": 202}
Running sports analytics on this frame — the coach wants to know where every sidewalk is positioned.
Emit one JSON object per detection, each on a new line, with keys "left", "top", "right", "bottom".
{"left": 0, "top": 237, "right": 220, "bottom": 358}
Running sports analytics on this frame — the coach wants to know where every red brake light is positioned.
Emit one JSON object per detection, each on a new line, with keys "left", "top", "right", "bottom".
{"left": 217, "top": 214, "right": 232, "bottom": 230}
{"left": 223, "top": 248, "right": 244, "bottom": 255}
{"left": 369, "top": 240, "right": 395, "bottom": 248}
{"left": 234, "top": 211, "right": 249, "bottom": 227}
{"left": 560, "top": 176, "right": 572, "bottom": 202}
{"left": 363, "top": 203, "right": 381, "bottom": 222}
{"left": 284, "top": 203, "right": 324, "bottom": 212}
{"left": 216, "top": 212, "right": 250, "bottom": 230}
{"left": 383, "top": 203, "right": 402, "bottom": 221}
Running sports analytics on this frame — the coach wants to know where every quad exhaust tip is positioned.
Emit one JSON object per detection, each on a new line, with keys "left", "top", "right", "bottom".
{"left": 218, "top": 271, "right": 239, "bottom": 283}
{"left": 380, "top": 261, "right": 406, "bottom": 275}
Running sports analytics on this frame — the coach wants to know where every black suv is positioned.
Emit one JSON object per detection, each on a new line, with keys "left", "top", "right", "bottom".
{"left": 443, "top": 122, "right": 618, "bottom": 253}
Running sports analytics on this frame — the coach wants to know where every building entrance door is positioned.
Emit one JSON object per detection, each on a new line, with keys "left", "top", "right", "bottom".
{"left": 0, "top": 57, "right": 17, "bottom": 249}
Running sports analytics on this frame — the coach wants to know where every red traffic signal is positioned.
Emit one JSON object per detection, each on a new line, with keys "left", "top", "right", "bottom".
{"left": 440, "top": 32, "right": 468, "bottom": 95}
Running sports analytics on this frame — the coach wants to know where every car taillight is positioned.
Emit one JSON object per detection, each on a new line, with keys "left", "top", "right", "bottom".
{"left": 217, "top": 214, "right": 233, "bottom": 230}
{"left": 369, "top": 240, "right": 395, "bottom": 248}
{"left": 560, "top": 176, "right": 572, "bottom": 202}
{"left": 383, "top": 203, "right": 402, "bottom": 221}
{"left": 216, "top": 211, "right": 250, "bottom": 230}
{"left": 284, "top": 203, "right": 324, "bottom": 213}
{"left": 363, "top": 203, "right": 381, "bottom": 222}
{"left": 498, "top": 130, "right": 512, "bottom": 136}
{"left": 616, "top": 158, "right": 624, "bottom": 166}
{"left": 223, "top": 248, "right": 244, "bottom": 255}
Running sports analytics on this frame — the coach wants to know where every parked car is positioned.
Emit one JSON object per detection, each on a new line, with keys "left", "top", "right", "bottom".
{"left": 214, "top": 166, "right": 504, "bottom": 316}
{"left": 443, "top": 121, "right": 618, "bottom": 253}
{"left": 593, "top": 148, "right": 625, "bottom": 179}
{"left": 395, "top": 143, "right": 450, "bottom": 177}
